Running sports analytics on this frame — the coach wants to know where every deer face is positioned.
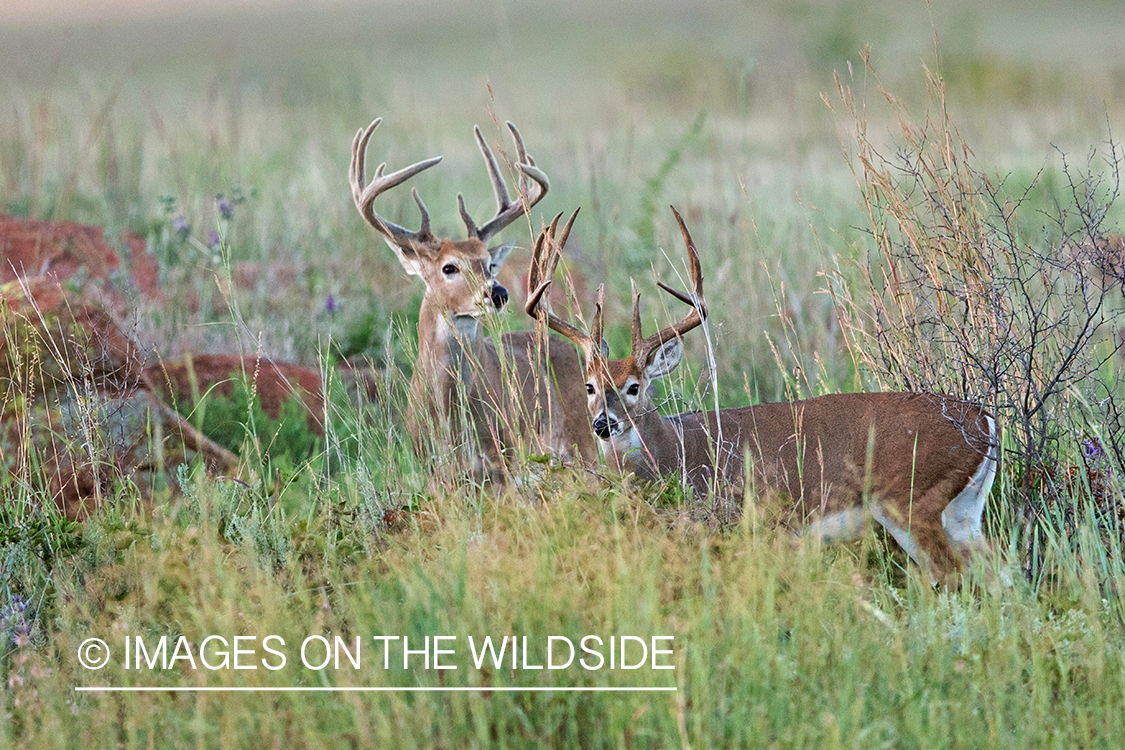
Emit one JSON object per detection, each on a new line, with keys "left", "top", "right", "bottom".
{"left": 391, "top": 238, "right": 513, "bottom": 321}
{"left": 584, "top": 338, "right": 683, "bottom": 445}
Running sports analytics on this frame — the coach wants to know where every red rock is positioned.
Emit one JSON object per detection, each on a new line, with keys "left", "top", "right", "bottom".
{"left": 0, "top": 214, "right": 160, "bottom": 313}
{"left": 145, "top": 353, "right": 324, "bottom": 434}
{"left": 0, "top": 276, "right": 146, "bottom": 395}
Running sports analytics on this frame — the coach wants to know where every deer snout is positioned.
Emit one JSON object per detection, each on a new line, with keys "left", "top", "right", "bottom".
{"left": 592, "top": 412, "right": 614, "bottom": 440}
{"left": 490, "top": 282, "right": 509, "bottom": 310}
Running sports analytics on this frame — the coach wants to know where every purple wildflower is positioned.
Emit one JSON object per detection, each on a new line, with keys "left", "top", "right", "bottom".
{"left": 325, "top": 294, "right": 336, "bottom": 313}
{"left": 1082, "top": 438, "right": 1105, "bottom": 460}
{"left": 208, "top": 230, "right": 221, "bottom": 249}
{"left": 216, "top": 195, "right": 234, "bottom": 220}
{"left": 172, "top": 215, "right": 190, "bottom": 239}
{"left": 0, "top": 594, "right": 30, "bottom": 640}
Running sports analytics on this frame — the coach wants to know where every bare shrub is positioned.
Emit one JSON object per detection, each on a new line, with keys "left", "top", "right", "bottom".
{"left": 828, "top": 50, "right": 1125, "bottom": 523}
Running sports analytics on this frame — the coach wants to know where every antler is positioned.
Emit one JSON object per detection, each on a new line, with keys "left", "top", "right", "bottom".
{"left": 630, "top": 205, "right": 707, "bottom": 366}
{"left": 350, "top": 118, "right": 443, "bottom": 251}
{"left": 460, "top": 122, "right": 550, "bottom": 243}
{"left": 525, "top": 208, "right": 604, "bottom": 363}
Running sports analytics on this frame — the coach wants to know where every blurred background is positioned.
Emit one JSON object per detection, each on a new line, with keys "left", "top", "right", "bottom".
{"left": 1, "top": 0, "right": 1123, "bottom": 399}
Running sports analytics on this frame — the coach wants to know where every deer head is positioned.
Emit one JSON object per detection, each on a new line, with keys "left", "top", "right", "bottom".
{"left": 350, "top": 117, "right": 549, "bottom": 323}
{"left": 527, "top": 205, "right": 707, "bottom": 444}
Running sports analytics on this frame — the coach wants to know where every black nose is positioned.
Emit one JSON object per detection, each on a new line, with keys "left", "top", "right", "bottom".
{"left": 592, "top": 415, "right": 612, "bottom": 440}
{"left": 491, "top": 283, "right": 509, "bottom": 310}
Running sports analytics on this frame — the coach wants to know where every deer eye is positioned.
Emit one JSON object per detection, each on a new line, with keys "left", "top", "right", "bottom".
{"left": 626, "top": 383, "right": 640, "bottom": 397}
{"left": 442, "top": 264, "right": 459, "bottom": 276}
{"left": 586, "top": 383, "right": 595, "bottom": 395}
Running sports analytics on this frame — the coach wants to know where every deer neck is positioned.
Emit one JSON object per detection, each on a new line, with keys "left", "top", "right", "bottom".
{"left": 415, "top": 297, "right": 486, "bottom": 398}
{"left": 607, "top": 405, "right": 684, "bottom": 481}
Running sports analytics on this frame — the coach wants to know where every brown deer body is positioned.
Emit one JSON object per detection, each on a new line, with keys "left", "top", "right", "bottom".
{"left": 527, "top": 208, "right": 998, "bottom": 583}
{"left": 349, "top": 118, "right": 595, "bottom": 479}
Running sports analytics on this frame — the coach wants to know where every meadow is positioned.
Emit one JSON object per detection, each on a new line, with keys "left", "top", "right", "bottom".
{"left": 3, "top": 0, "right": 1125, "bottom": 746}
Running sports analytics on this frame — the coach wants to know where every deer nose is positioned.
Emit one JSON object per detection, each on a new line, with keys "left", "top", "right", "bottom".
{"left": 592, "top": 414, "right": 612, "bottom": 440}
{"left": 490, "top": 283, "right": 509, "bottom": 310}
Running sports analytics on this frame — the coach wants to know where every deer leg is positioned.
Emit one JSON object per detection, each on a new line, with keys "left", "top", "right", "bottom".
{"left": 804, "top": 506, "right": 868, "bottom": 544}
{"left": 871, "top": 490, "right": 964, "bottom": 586}
{"left": 870, "top": 502, "right": 926, "bottom": 571}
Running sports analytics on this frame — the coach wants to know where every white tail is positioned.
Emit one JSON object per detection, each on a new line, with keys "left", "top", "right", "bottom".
{"left": 527, "top": 206, "right": 999, "bottom": 583}
{"left": 349, "top": 118, "right": 595, "bottom": 479}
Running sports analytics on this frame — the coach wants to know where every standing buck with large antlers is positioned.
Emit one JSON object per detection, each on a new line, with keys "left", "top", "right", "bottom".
{"left": 527, "top": 207, "right": 999, "bottom": 583}
{"left": 350, "top": 118, "right": 595, "bottom": 479}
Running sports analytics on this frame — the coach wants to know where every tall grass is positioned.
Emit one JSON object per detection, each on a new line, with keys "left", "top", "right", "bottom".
{"left": 5, "top": 476, "right": 1125, "bottom": 747}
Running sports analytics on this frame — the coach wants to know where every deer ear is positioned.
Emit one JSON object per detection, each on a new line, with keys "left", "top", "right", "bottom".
{"left": 383, "top": 237, "right": 424, "bottom": 277}
{"left": 488, "top": 242, "right": 515, "bottom": 271}
{"left": 580, "top": 340, "right": 610, "bottom": 369}
{"left": 644, "top": 338, "right": 683, "bottom": 380}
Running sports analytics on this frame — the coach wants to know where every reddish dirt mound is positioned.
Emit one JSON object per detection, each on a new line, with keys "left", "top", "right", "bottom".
{"left": 146, "top": 353, "right": 325, "bottom": 434}
{"left": 0, "top": 217, "right": 327, "bottom": 518}
{"left": 1, "top": 279, "right": 241, "bottom": 518}
{"left": 0, "top": 214, "right": 160, "bottom": 312}
{"left": 0, "top": 276, "right": 145, "bottom": 394}
{"left": 1, "top": 389, "right": 211, "bottom": 520}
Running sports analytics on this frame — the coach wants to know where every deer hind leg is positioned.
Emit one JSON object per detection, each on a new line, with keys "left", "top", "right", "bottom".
{"left": 803, "top": 506, "right": 868, "bottom": 544}
{"left": 939, "top": 418, "right": 1007, "bottom": 586}
{"left": 871, "top": 491, "right": 964, "bottom": 586}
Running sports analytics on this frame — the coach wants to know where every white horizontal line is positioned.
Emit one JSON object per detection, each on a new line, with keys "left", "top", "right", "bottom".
{"left": 75, "top": 686, "right": 677, "bottom": 693}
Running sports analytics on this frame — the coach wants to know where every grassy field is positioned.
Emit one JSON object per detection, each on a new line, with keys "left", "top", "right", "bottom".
{"left": 3, "top": 0, "right": 1125, "bottom": 746}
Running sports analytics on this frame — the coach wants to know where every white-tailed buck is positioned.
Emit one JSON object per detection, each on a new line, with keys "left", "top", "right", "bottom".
{"left": 527, "top": 207, "right": 999, "bottom": 583}
{"left": 349, "top": 118, "right": 595, "bottom": 478}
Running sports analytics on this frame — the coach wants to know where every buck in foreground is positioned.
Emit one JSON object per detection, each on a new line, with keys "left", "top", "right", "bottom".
{"left": 526, "top": 208, "right": 999, "bottom": 584}
{"left": 349, "top": 118, "right": 595, "bottom": 480}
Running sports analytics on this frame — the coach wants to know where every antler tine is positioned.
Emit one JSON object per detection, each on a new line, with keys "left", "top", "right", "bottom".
{"left": 349, "top": 118, "right": 442, "bottom": 250}
{"left": 633, "top": 205, "right": 708, "bottom": 364}
{"left": 546, "top": 210, "right": 564, "bottom": 238}
{"left": 411, "top": 188, "right": 432, "bottom": 238}
{"left": 506, "top": 120, "right": 534, "bottom": 199}
{"left": 534, "top": 207, "right": 578, "bottom": 290}
{"left": 555, "top": 202, "right": 579, "bottom": 250}
{"left": 501, "top": 121, "right": 552, "bottom": 211}
{"left": 539, "top": 210, "right": 565, "bottom": 286}
{"left": 630, "top": 279, "right": 645, "bottom": 357}
{"left": 474, "top": 125, "right": 509, "bottom": 217}
{"left": 525, "top": 211, "right": 563, "bottom": 301}
{"left": 456, "top": 193, "right": 477, "bottom": 238}
{"left": 468, "top": 122, "right": 550, "bottom": 243}
{"left": 655, "top": 205, "right": 708, "bottom": 316}
{"left": 525, "top": 209, "right": 598, "bottom": 361}
{"left": 590, "top": 284, "right": 606, "bottom": 357}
